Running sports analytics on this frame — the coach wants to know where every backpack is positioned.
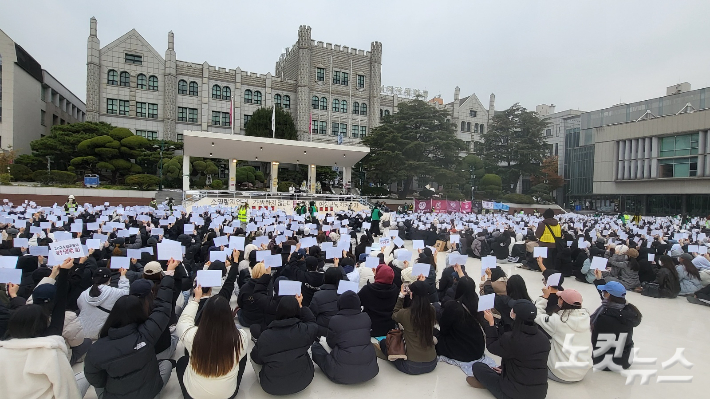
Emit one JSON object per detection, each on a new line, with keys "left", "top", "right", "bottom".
{"left": 544, "top": 223, "right": 566, "bottom": 257}
{"left": 480, "top": 238, "right": 491, "bottom": 257}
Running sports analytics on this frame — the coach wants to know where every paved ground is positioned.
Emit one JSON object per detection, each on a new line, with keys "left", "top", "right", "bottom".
{"left": 74, "top": 240, "right": 708, "bottom": 399}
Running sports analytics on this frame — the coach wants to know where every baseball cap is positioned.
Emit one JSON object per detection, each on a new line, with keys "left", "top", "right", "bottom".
{"left": 143, "top": 261, "right": 164, "bottom": 276}
{"left": 130, "top": 279, "right": 154, "bottom": 298}
{"left": 557, "top": 289, "right": 584, "bottom": 306}
{"left": 32, "top": 284, "right": 57, "bottom": 304}
{"left": 508, "top": 299, "right": 537, "bottom": 322}
{"left": 596, "top": 281, "right": 626, "bottom": 298}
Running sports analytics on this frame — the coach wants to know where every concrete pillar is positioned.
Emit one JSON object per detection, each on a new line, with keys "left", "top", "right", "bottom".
{"left": 269, "top": 162, "right": 279, "bottom": 193}
{"left": 617, "top": 140, "right": 625, "bottom": 180}
{"left": 651, "top": 137, "right": 659, "bottom": 178}
{"left": 308, "top": 164, "right": 317, "bottom": 193}
{"left": 182, "top": 155, "right": 190, "bottom": 191}
{"left": 624, "top": 139, "right": 631, "bottom": 180}
{"left": 644, "top": 138, "right": 652, "bottom": 178}
{"left": 698, "top": 130, "right": 707, "bottom": 177}
{"left": 630, "top": 139, "right": 637, "bottom": 179}
{"left": 229, "top": 159, "right": 237, "bottom": 191}
{"left": 342, "top": 166, "right": 351, "bottom": 193}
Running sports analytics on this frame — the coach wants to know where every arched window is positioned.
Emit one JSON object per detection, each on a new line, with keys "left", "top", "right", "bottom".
{"left": 178, "top": 80, "right": 187, "bottom": 94}
{"left": 312, "top": 95, "right": 319, "bottom": 109}
{"left": 384, "top": 110, "right": 390, "bottom": 116}
{"left": 119, "top": 71, "right": 130, "bottom": 87}
{"left": 333, "top": 99, "right": 340, "bottom": 112}
{"left": 148, "top": 75, "right": 158, "bottom": 91}
{"left": 274, "top": 94, "right": 282, "bottom": 107}
{"left": 474, "top": 123, "right": 479, "bottom": 133}
{"left": 254, "top": 91, "right": 262, "bottom": 105}
{"left": 467, "top": 122, "right": 471, "bottom": 132}
{"left": 107, "top": 70, "right": 118, "bottom": 85}
{"left": 341, "top": 100, "right": 347, "bottom": 113}
{"left": 480, "top": 124, "right": 485, "bottom": 134}
{"left": 189, "top": 81, "right": 198, "bottom": 96}
{"left": 222, "top": 86, "right": 231, "bottom": 101}
{"left": 461, "top": 121, "right": 466, "bottom": 131}
{"left": 136, "top": 74, "right": 146, "bottom": 89}
{"left": 244, "top": 89, "right": 252, "bottom": 103}
{"left": 360, "top": 103, "right": 367, "bottom": 115}
{"left": 283, "top": 95, "right": 291, "bottom": 109}
{"left": 212, "top": 85, "right": 222, "bottom": 99}
{"left": 320, "top": 97, "right": 327, "bottom": 110}
{"left": 353, "top": 102, "right": 360, "bottom": 114}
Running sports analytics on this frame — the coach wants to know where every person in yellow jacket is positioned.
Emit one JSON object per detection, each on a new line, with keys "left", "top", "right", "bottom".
{"left": 237, "top": 201, "right": 249, "bottom": 228}
{"left": 535, "top": 208, "right": 561, "bottom": 271}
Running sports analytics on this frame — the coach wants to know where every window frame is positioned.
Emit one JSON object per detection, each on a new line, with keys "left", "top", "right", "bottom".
{"left": 106, "top": 98, "right": 117, "bottom": 114}
{"left": 178, "top": 107, "right": 187, "bottom": 122}
{"left": 360, "top": 103, "right": 367, "bottom": 115}
{"left": 178, "top": 80, "right": 188, "bottom": 95}
{"left": 125, "top": 53, "right": 143, "bottom": 65}
{"left": 283, "top": 95, "right": 291, "bottom": 109}
{"left": 147, "top": 103, "right": 158, "bottom": 118}
{"left": 136, "top": 102, "right": 147, "bottom": 117}
{"left": 212, "top": 111, "right": 221, "bottom": 126}
{"left": 317, "top": 67, "right": 325, "bottom": 82}
{"left": 107, "top": 70, "right": 118, "bottom": 85}
{"left": 188, "top": 108, "right": 198, "bottom": 123}
{"left": 189, "top": 81, "right": 198, "bottom": 96}
{"left": 244, "top": 89, "right": 253, "bottom": 103}
{"left": 222, "top": 112, "right": 231, "bottom": 126}
{"left": 340, "top": 123, "right": 347, "bottom": 136}
{"left": 341, "top": 100, "right": 348, "bottom": 113}
{"left": 311, "top": 120, "right": 319, "bottom": 134}
{"left": 333, "top": 71, "right": 341, "bottom": 85}
{"left": 137, "top": 74, "right": 147, "bottom": 89}
{"left": 254, "top": 91, "right": 262, "bottom": 105}
{"left": 274, "top": 94, "right": 282, "bottom": 108}
{"left": 342, "top": 72, "right": 349, "bottom": 86}
{"left": 319, "top": 121, "right": 327, "bottom": 135}
{"left": 312, "top": 96, "right": 319, "bottom": 110}
{"left": 332, "top": 122, "right": 340, "bottom": 136}
{"left": 212, "top": 85, "right": 222, "bottom": 100}
{"left": 360, "top": 126, "right": 367, "bottom": 138}
{"left": 148, "top": 75, "right": 158, "bottom": 91}
{"left": 320, "top": 97, "right": 327, "bottom": 111}
{"left": 353, "top": 102, "right": 360, "bottom": 114}
{"left": 119, "top": 71, "right": 130, "bottom": 87}
{"left": 222, "top": 86, "right": 231, "bottom": 101}
{"left": 357, "top": 74, "right": 365, "bottom": 88}
{"left": 119, "top": 100, "right": 129, "bottom": 116}
{"left": 243, "top": 114, "right": 252, "bottom": 128}
{"left": 352, "top": 124, "right": 360, "bottom": 138}
{"left": 333, "top": 99, "right": 340, "bottom": 112}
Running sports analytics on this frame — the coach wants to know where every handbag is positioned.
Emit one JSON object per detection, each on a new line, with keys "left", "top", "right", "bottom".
{"left": 641, "top": 281, "right": 661, "bottom": 298}
{"left": 385, "top": 326, "right": 407, "bottom": 361}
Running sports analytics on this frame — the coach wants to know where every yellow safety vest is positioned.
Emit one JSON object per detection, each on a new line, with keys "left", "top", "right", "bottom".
{"left": 237, "top": 207, "right": 248, "bottom": 222}
{"left": 539, "top": 223, "right": 561, "bottom": 243}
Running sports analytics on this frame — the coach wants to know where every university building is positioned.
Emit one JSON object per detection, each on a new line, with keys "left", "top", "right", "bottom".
{"left": 565, "top": 83, "right": 710, "bottom": 216}
{"left": 0, "top": 29, "right": 86, "bottom": 154}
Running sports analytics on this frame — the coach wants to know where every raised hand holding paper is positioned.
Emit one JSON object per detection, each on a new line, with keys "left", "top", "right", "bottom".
{"left": 110, "top": 256, "right": 130, "bottom": 269}
{"left": 365, "top": 256, "right": 379, "bottom": 269}
{"left": 533, "top": 247, "right": 548, "bottom": 258}
{"left": 411, "top": 263, "right": 430, "bottom": 278}
{"left": 478, "top": 293, "right": 495, "bottom": 312}
{"left": 482, "top": 256, "right": 496, "bottom": 271}
{"left": 546, "top": 273, "right": 562, "bottom": 288}
{"left": 196, "top": 270, "right": 223, "bottom": 288}
{"left": 591, "top": 256, "right": 608, "bottom": 270}
{"left": 337, "top": 280, "right": 359, "bottom": 295}
{"left": 279, "top": 280, "right": 302, "bottom": 296}
{"left": 0, "top": 268, "right": 22, "bottom": 284}
{"left": 412, "top": 240, "right": 425, "bottom": 250}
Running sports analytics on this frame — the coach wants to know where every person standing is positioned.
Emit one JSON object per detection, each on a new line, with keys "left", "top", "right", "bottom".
{"left": 535, "top": 209, "right": 560, "bottom": 270}
{"left": 371, "top": 206, "right": 382, "bottom": 237}
{"left": 64, "top": 195, "right": 77, "bottom": 212}
{"left": 237, "top": 201, "right": 249, "bottom": 229}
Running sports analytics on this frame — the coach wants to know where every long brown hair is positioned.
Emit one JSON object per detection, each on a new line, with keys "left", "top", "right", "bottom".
{"left": 190, "top": 296, "right": 242, "bottom": 377}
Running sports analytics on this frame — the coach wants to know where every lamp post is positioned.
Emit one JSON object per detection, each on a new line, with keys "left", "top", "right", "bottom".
{"left": 154, "top": 142, "right": 175, "bottom": 191}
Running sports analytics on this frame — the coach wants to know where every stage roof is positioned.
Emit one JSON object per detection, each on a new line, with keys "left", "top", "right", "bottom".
{"left": 182, "top": 131, "right": 370, "bottom": 168}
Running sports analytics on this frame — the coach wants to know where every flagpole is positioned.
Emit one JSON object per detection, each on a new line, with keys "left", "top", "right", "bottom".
{"left": 272, "top": 106, "right": 276, "bottom": 139}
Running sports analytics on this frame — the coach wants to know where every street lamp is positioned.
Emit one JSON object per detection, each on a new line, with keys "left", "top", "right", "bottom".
{"left": 153, "top": 142, "right": 175, "bottom": 191}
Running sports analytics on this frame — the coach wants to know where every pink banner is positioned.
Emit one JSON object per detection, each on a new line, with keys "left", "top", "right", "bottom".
{"left": 414, "top": 199, "right": 431, "bottom": 213}
{"left": 460, "top": 201, "right": 472, "bottom": 213}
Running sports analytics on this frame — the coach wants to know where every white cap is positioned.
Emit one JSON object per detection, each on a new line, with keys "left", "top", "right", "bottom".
{"left": 68, "top": 195, "right": 75, "bottom": 199}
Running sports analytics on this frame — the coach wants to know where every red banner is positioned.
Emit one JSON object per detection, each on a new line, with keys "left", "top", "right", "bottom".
{"left": 431, "top": 199, "right": 447, "bottom": 213}
{"left": 447, "top": 200, "right": 460, "bottom": 213}
{"left": 414, "top": 199, "right": 431, "bottom": 212}
{"left": 460, "top": 201, "right": 472, "bottom": 213}
{"left": 415, "top": 199, "right": 474, "bottom": 213}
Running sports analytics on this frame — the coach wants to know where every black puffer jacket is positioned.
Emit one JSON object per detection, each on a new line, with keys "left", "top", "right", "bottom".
{"left": 358, "top": 282, "right": 399, "bottom": 337}
{"left": 308, "top": 283, "right": 339, "bottom": 337}
{"left": 84, "top": 276, "right": 174, "bottom": 399}
{"left": 237, "top": 274, "right": 272, "bottom": 326}
{"left": 251, "top": 306, "right": 319, "bottom": 395}
{"left": 591, "top": 304, "right": 642, "bottom": 369}
{"left": 316, "top": 291, "right": 379, "bottom": 384}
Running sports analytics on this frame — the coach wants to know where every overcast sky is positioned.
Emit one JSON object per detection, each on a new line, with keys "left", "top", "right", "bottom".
{"left": 3, "top": 0, "right": 710, "bottom": 112}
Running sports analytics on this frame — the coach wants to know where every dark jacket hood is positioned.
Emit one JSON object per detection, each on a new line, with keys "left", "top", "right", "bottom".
{"left": 338, "top": 291, "right": 361, "bottom": 310}
{"left": 543, "top": 218, "right": 559, "bottom": 226}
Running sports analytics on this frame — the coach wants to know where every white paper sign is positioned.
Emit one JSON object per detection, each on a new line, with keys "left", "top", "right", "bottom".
{"left": 449, "top": 254, "right": 467, "bottom": 266}
{"left": 157, "top": 242, "right": 182, "bottom": 260}
{"left": 210, "top": 251, "right": 227, "bottom": 262}
{"left": 411, "top": 263, "right": 430, "bottom": 278}
{"left": 482, "top": 256, "right": 497, "bottom": 271}
{"left": 0, "top": 256, "right": 19, "bottom": 269}
{"left": 546, "top": 273, "right": 562, "bottom": 288}
{"left": 127, "top": 249, "right": 142, "bottom": 259}
{"left": 86, "top": 239, "right": 101, "bottom": 250}
{"left": 229, "top": 236, "right": 245, "bottom": 251}
{"left": 213, "top": 236, "right": 229, "bottom": 247}
{"left": 478, "top": 293, "right": 495, "bottom": 312}
{"left": 398, "top": 250, "right": 413, "bottom": 263}
{"left": 337, "top": 280, "right": 359, "bottom": 295}
{"left": 412, "top": 240, "right": 425, "bottom": 250}
{"left": 647, "top": 253, "right": 655, "bottom": 262}
{"left": 688, "top": 245, "right": 699, "bottom": 253}
{"left": 49, "top": 239, "right": 86, "bottom": 260}
{"left": 0, "top": 268, "right": 22, "bottom": 284}
{"left": 278, "top": 280, "right": 302, "bottom": 296}
{"left": 591, "top": 256, "right": 608, "bottom": 270}
{"left": 265, "top": 254, "right": 283, "bottom": 268}
{"left": 256, "top": 250, "right": 270, "bottom": 262}
{"left": 196, "top": 270, "right": 223, "bottom": 288}
{"left": 13, "top": 238, "right": 29, "bottom": 248}
{"left": 533, "top": 247, "right": 548, "bottom": 259}
{"left": 365, "top": 256, "right": 379, "bottom": 269}
{"left": 30, "top": 246, "right": 49, "bottom": 256}
{"left": 110, "top": 256, "right": 130, "bottom": 269}
{"left": 184, "top": 224, "right": 194, "bottom": 234}
{"left": 450, "top": 235, "right": 460, "bottom": 244}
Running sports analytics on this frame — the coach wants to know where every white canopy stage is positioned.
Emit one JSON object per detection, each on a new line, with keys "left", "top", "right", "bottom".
{"left": 181, "top": 130, "right": 370, "bottom": 193}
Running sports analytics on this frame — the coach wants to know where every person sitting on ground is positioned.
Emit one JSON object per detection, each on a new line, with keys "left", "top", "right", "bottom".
{"left": 534, "top": 288, "right": 592, "bottom": 383}
{"left": 642, "top": 255, "right": 681, "bottom": 298}
{"left": 358, "top": 264, "right": 399, "bottom": 338}
{"left": 590, "top": 277, "right": 642, "bottom": 370}
{"left": 236, "top": 262, "right": 271, "bottom": 327}
{"left": 81, "top": 261, "right": 177, "bottom": 399}
{"left": 481, "top": 266, "right": 508, "bottom": 296}
{"left": 77, "top": 266, "right": 130, "bottom": 340}
{"left": 467, "top": 299, "right": 551, "bottom": 399}
{"left": 493, "top": 275, "right": 533, "bottom": 333}
{"left": 309, "top": 266, "right": 342, "bottom": 337}
{"left": 311, "top": 291, "right": 379, "bottom": 384}
{"left": 677, "top": 253, "right": 703, "bottom": 296}
{"left": 176, "top": 287, "right": 250, "bottom": 399}
{"left": 376, "top": 278, "right": 437, "bottom": 375}
{"left": 605, "top": 246, "right": 641, "bottom": 290}
{"left": 250, "top": 295, "right": 319, "bottom": 395}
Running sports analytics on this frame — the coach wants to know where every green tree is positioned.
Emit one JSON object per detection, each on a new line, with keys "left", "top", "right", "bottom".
{"left": 30, "top": 122, "right": 114, "bottom": 170}
{"left": 245, "top": 107, "right": 297, "bottom": 140}
{"left": 71, "top": 128, "right": 149, "bottom": 183}
{"left": 479, "top": 173, "right": 503, "bottom": 199}
{"left": 360, "top": 99, "right": 466, "bottom": 198}
{"left": 480, "top": 104, "right": 549, "bottom": 190}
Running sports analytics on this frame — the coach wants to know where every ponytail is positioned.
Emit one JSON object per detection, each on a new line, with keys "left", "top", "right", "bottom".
{"left": 89, "top": 268, "right": 111, "bottom": 297}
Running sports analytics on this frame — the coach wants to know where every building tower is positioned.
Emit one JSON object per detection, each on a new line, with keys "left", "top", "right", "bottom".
{"left": 86, "top": 17, "right": 100, "bottom": 122}
{"left": 453, "top": 86, "right": 461, "bottom": 121}
{"left": 163, "top": 31, "right": 177, "bottom": 141}
{"left": 296, "top": 25, "right": 311, "bottom": 140}
{"left": 488, "top": 93, "right": 495, "bottom": 125}
{"left": 368, "top": 41, "right": 382, "bottom": 129}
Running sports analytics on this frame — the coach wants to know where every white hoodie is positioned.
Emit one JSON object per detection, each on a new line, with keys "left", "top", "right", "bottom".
{"left": 77, "top": 277, "right": 130, "bottom": 339}
{"left": 0, "top": 335, "right": 81, "bottom": 399}
{"left": 534, "top": 297, "right": 593, "bottom": 382}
